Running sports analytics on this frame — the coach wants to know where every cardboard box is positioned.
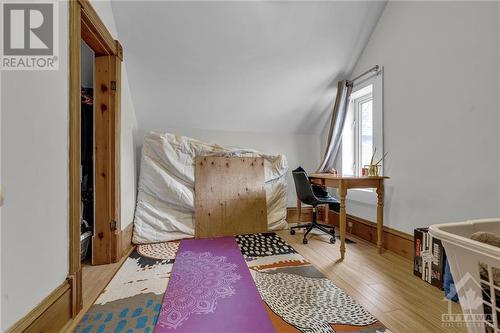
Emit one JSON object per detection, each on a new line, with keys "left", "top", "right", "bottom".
{"left": 414, "top": 227, "right": 445, "bottom": 289}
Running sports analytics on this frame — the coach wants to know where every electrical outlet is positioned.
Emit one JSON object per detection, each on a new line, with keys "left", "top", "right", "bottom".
{"left": 348, "top": 221, "right": 353, "bottom": 228}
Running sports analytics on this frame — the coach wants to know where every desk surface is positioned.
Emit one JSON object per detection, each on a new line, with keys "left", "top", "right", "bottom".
{"left": 309, "top": 173, "right": 389, "bottom": 180}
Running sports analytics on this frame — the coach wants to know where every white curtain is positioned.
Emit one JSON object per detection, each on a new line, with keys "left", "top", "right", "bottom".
{"left": 318, "top": 80, "right": 353, "bottom": 172}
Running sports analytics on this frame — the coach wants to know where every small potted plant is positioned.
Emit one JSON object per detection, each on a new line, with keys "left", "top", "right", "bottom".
{"left": 368, "top": 148, "right": 387, "bottom": 177}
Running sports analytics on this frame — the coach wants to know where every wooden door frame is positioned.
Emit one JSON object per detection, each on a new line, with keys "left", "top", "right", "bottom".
{"left": 69, "top": 0, "right": 123, "bottom": 316}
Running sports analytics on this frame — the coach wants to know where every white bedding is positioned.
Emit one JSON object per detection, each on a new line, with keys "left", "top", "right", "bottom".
{"left": 133, "top": 132, "right": 289, "bottom": 244}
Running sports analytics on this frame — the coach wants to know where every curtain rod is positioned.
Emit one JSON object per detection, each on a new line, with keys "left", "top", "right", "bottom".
{"left": 347, "top": 65, "right": 380, "bottom": 85}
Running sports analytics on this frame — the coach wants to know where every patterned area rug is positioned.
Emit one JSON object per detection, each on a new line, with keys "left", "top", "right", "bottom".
{"left": 74, "top": 233, "right": 390, "bottom": 333}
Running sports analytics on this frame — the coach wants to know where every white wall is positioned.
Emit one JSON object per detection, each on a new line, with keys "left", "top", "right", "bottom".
{"left": 81, "top": 41, "right": 94, "bottom": 88}
{"left": 344, "top": 1, "right": 500, "bottom": 234}
{"left": 1, "top": 2, "right": 69, "bottom": 329}
{"left": 0, "top": 1, "right": 138, "bottom": 329}
{"left": 136, "top": 127, "right": 321, "bottom": 207}
{"left": 112, "top": 1, "right": 386, "bottom": 137}
{"left": 498, "top": 3, "right": 500, "bottom": 211}
{"left": 0, "top": 63, "right": 3, "bottom": 330}
{"left": 91, "top": 0, "right": 138, "bottom": 230}
{"left": 120, "top": 70, "right": 138, "bottom": 229}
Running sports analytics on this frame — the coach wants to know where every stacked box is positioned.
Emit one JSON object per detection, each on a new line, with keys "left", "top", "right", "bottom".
{"left": 414, "top": 227, "right": 446, "bottom": 289}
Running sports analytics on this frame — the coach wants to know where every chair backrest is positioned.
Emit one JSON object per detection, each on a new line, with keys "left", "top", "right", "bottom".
{"left": 292, "top": 169, "right": 319, "bottom": 206}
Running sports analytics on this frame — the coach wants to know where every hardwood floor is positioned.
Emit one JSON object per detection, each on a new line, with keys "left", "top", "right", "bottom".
{"left": 81, "top": 260, "right": 121, "bottom": 310}
{"left": 276, "top": 229, "right": 466, "bottom": 333}
{"left": 65, "top": 249, "right": 133, "bottom": 331}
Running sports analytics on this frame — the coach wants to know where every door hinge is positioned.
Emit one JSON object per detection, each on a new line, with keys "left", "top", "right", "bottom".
{"left": 111, "top": 81, "right": 116, "bottom": 91}
{"left": 110, "top": 220, "right": 117, "bottom": 231}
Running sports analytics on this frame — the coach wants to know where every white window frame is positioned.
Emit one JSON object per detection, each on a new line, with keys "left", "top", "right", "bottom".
{"left": 340, "top": 69, "right": 384, "bottom": 204}
{"left": 352, "top": 91, "right": 373, "bottom": 176}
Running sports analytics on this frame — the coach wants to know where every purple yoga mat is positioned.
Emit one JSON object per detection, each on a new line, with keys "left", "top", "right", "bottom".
{"left": 154, "top": 237, "right": 275, "bottom": 333}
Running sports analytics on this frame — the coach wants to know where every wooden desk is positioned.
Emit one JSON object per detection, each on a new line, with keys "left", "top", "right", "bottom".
{"left": 302, "top": 174, "right": 389, "bottom": 260}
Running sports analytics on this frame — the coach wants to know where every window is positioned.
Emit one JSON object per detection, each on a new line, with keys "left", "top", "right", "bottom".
{"left": 341, "top": 78, "right": 383, "bottom": 177}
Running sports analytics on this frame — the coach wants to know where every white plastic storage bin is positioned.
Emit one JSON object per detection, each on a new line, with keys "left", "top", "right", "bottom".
{"left": 430, "top": 218, "right": 500, "bottom": 333}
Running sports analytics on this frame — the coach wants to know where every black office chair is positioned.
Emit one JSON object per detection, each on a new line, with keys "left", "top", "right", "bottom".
{"left": 291, "top": 167, "right": 340, "bottom": 244}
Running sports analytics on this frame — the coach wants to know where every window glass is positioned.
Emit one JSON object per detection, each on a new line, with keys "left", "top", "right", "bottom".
{"left": 360, "top": 99, "right": 373, "bottom": 168}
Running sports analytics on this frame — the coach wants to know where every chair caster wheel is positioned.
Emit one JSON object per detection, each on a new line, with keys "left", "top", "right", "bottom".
{"left": 303, "top": 238, "right": 308, "bottom": 244}
{"left": 330, "top": 237, "right": 336, "bottom": 244}
{"left": 290, "top": 229, "right": 296, "bottom": 235}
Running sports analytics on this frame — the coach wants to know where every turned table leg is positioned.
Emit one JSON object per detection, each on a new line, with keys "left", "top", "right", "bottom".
{"left": 376, "top": 181, "right": 385, "bottom": 254}
{"left": 339, "top": 182, "right": 347, "bottom": 260}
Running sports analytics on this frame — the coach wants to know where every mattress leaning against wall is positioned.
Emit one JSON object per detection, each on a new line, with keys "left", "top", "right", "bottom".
{"left": 133, "top": 132, "right": 289, "bottom": 244}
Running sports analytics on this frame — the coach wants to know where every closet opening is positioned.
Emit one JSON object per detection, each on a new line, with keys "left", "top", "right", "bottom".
{"left": 69, "top": 0, "right": 123, "bottom": 316}
{"left": 80, "top": 40, "right": 94, "bottom": 264}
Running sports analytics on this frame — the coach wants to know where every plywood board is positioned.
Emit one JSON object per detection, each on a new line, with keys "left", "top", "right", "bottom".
{"left": 194, "top": 156, "right": 267, "bottom": 238}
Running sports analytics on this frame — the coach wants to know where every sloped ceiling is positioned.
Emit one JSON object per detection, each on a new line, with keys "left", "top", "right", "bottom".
{"left": 111, "top": 1, "right": 386, "bottom": 134}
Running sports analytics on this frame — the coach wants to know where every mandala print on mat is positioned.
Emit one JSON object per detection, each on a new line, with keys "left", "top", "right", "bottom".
{"left": 236, "top": 233, "right": 297, "bottom": 258}
{"left": 255, "top": 271, "right": 378, "bottom": 333}
{"left": 157, "top": 251, "right": 241, "bottom": 329}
